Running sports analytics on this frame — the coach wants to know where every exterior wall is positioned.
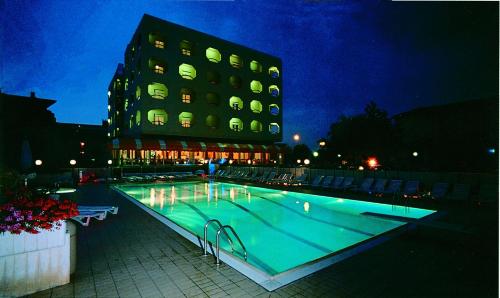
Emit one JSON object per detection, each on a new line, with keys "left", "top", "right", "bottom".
{"left": 113, "top": 14, "right": 282, "bottom": 143}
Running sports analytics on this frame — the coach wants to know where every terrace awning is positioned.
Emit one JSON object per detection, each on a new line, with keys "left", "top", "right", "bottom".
{"left": 108, "top": 138, "right": 283, "bottom": 153}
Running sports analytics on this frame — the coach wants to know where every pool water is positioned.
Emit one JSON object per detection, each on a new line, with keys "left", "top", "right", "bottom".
{"left": 115, "top": 181, "right": 435, "bottom": 276}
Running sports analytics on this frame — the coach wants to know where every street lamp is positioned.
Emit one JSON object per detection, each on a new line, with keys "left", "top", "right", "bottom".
{"left": 35, "top": 160, "right": 42, "bottom": 166}
{"left": 296, "top": 159, "right": 301, "bottom": 164}
{"left": 412, "top": 151, "right": 418, "bottom": 157}
{"left": 313, "top": 151, "right": 319, "bottom": 157}
{"left": 107, "top": 159, "right": 113, "bottom": 165}
{"left": 304, "top": 159, "right": 310, "bottom": 165}
{"left": 293, "top": 133, "right": 300, "bottom": 142}
{"left": 69, "top": 159, "right": 76, "bottom": 166}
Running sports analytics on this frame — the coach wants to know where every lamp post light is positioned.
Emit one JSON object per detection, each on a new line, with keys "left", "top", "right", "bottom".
{"left": 293, "top": 133, "right": 300, "bottom": 142}
{"left": 303, "top": 159, "right": 310, "bottom": 165}
{"left": 412, "top": 151, "right": 419, "bottom": 157}
{"left": 35, "top": 160, "right": 42, "bottom": 166}
{"left": 296, "top": 159, "right": 301, "bottom": 164}
{"left": 313, "top": 151, "right": 319, "bottom": 157}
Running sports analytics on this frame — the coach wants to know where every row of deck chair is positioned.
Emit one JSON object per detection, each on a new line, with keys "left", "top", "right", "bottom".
{"left": 122, "top": 171, "right": 196, "bottom": 183}
{"left": 71, "top": 205, "right": 119, "bottom": 226}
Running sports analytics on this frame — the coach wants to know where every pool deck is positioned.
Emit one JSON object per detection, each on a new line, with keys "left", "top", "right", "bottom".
{"left": 28, "top": 183, "right": 497, "bottom": 298}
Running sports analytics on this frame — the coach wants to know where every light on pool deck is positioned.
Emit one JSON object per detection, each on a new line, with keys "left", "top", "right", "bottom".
{"left": 313, "top": 151, "right": 319, "bottom": 157}
{"left": 358, "top": 165, "right": 364, "bottom": 171}
{"left": 107, "top": 160, "right": 113, "bottom": 165}
{"left": 35, "top": 160, "right": 42, "bottom": 166}
{"left": 293, "top": 134, "right": 300, "bottom": 142}
{"left": 304, "top": 159, "right": 310, "bottom": 165}
{"left": 69, "top": 159, "right": 77, "bottom": 166}
{"left": 413, "top": 151, "right": 419, "bottom": 157}
{"left": 296, "top": 159, "right": 301, "bottom": 164}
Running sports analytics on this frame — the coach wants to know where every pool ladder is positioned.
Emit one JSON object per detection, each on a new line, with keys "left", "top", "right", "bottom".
{"left": 203, "top": 219, "right": 247, "bottom": 265}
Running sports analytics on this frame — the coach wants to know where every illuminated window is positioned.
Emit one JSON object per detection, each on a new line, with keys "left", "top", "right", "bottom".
{"left": 269, "top": 85, "right": 280, "bottom": 97}
{"left": 148, "top": 32, "right": 166, "bottom": 49}
{"left": 206, "top": 47, "right": 221, "bottom": 63}
{"left": 124, "top": 98, "right": 129, "bottom": 111}
{"left": 230, "top": 54, "right": 243, "bottom": 68}
{"left": 124, "top": 78, "right": 128, "bottom": 91}
{"left": 229, "top": 118, "right": 243, "bottom": 132}
{"left": 269, "top": 66, "right": 280, "bottom": 78}
{"left": 229, "top": 96, "right": 243, "bottom": 111}
{"left": 136, "top": 110, "right": 141, "bottom": 126}
{"left": 229, "top": 75, "right": 242, "bottom": 89}
{"left": 178, "top": 63, "right": 196, "bottom": 80}
{"left": 269, "top": 123, "right": 280, "bottom": 134}
{"left": 148, "top": 109, "right": 167, "bottom": 125}
{"left": 250, "top": 60, "right": 262, "bottom": 73}
{"left": 149, "top": 58, "right": 166, "bottom": 74}
{"left": 250, "top": 80, "right": 262, "bottom": 93}
{"left": 129, "top": 117, "right": 134, "bottom": 128}
{"left": 269, "top": 104, "right": 279, "bottom": 115}
{"left": 180, "top": 40, "right": 193, "bottom": 56}
{"left": 205, "top": 115, "right": 219, "bottom": 129}
{"left": 206, "top": 92, "right": 220, "bottom": 105}
{"left": 179, "top": 112, "right": 193, "bottom": 128}
{"left": 207, "top": 70, "right": 220, "bottom": 84}
{"left": 180, "top": 88, "right": 194, "bottom": 103}
{"left": 250, "top": 100, "right": 262, "bottom": 113}
{"left": 147, "top": 83, "right": 168, "bottom": 99}
{"left": 136, "top": 86, "right": 141, "bottom": 100}
{"left": 250, "top": 120, "right": 263, "bottom": 133}
{"left": 107, "top": 104, "right": 111, "bottom": 112}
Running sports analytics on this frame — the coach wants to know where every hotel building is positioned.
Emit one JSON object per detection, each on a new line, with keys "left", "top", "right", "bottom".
{"left": 108, "top": 14, "right": 283, "bottom": 165}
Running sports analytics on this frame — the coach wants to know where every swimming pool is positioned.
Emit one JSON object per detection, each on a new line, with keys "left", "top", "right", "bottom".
{"left": 114, "top": 181, "right": 436, "bottom": 290}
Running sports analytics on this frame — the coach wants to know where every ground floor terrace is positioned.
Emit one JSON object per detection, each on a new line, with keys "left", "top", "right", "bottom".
{"left": 28, "top": 181, "right": 497, "bottom": 298}
{"left": 110, "top": 138, "right": 284, "bottom": 166}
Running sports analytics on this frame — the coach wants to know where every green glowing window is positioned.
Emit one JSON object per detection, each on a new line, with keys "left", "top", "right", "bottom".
{"left": 230, "top": 54, "right": 243, "bottom": 68}
{"left": 206, "top": 92, "right": 220, "bottom": 105}
{"left": 180, "top": 40, "right": 193, "bottom": 56}
{"left": 149, "top": 58, "right": 166, "bottom": 75}
{"left": 229, "top": 75, "right": 242, "bottom": 89}
{"left": 269, "top": 123, "right": 280, "bottom": 134}
{"left": 250, "top": 80, "right": 262, "bottom": 93}
{"left": 250, "top": 120, "right": 263, "bottom": 133}
{"left": 108, "top": 117, "right": 112, "bottom": 125}
{"left": 179, "top": 64, "right": 196, "bottom": 80}
{"left": 250, "top": 100, "right": 262, "bottom": 113}
{"left": 205, "top": 115, "right": 219, "bottom": 129}
{"left": 148, "top": 109, "right": 167, "bottom": 126}
{"left": 269, "top": 85, "right": 280, "bottom": 97}
{"left": 179, "top": 112, "right": 193, "bottom": 128}
{"left": 107, "top": 104, "right": 111, "bottom": 112}
{"left": 269, "top": 66, "right": 280, "bottom": 78}
{"left": 136, "top": 86, "right": 141, "bottom": 100}
{"left": 207, "top": 70, "right": 220, "bottom": 84}
{"left": 180, "top": 88, "right": 194, "bottom": 103}
{"left": 116, "top": 79, "right": 122, "bottom": 90}
{"left": 229, "top": 96, "right": 243, "bottom": 111}
{"left": 206, "top": 47, "right": 221, "bottom": 63}
{"left": 148, "top": 32, "right": 166, "bottom": 49}
{"left": 147, "top": 83, "right": 168, "bottom": 99}
{"left": 136, "top": 110, "right": 141, "bottom": 126}
{"left": 125, "top": 78, "right": 128, "bottom": 91}
{"left": 124, "top": 98, "right": 129, "bottom": 111}
{"left": 129, "top": 116, "right": 133, "bottom": 128}
{"left": 250, "top": 60, "right": 262, "bottom": 73}
{"left": 229, "top": 118, "right": 243, "bottom": 132}
{"left": 269, "top": 104, "right": 279, "bottom": 115}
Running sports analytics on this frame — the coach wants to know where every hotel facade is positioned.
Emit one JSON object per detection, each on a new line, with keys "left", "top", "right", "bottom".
{"left": 108, "top": 14, "right": 283, "bottom": 165}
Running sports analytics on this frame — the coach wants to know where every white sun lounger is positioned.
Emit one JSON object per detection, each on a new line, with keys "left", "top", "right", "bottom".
{"left": 72, "top": 210, "right": 107, "bottom": 226}
{"left": 78, "top": 205, "right": 119, "bottom": 215}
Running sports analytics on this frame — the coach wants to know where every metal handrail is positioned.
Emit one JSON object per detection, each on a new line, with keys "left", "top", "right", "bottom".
{"left": 203, "top": 219, "right": 233, "bottom": 256}
{"left": 216, "top": 225, "right": 247, "bottom": 265}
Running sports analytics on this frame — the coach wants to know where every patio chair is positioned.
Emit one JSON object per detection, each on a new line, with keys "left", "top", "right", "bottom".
{"left": 402, "top": 180, "right": 420, "bottom": 198}
{"left": 310, "top": 175, "right": 324, "bottom": 187}
{"left": 320, "top": 176, "right": 334, "bottom": 188}
{"left": 262, "top": 172, "right": 276, "bottom": 183}
{"left": 78, "top": 205, "right": 119, "bottom": 216}
{"left": 330, "top": 177, "right": 345, "bottom": 190}
{"left": 339, "top": 177, "right": 355, "bottom": 190}
{"left": 430, "top": 182, "right": 449, "bottom": 200}
{"left": 448, "top": 183, "right": 471, "bottom": 201}
{"left": 290, "top": 173, "right": 308, "bottom": 186}
{"left": 255, "top": 171, "right": 270, "bottom": 182}
{"left": 351, "top": 177, "right": 374, "bottom": 193}
{"left": 71, "top": 210, "right": 107, "bottom": 227}
{"left": 382, "top": 180, "right": 403, "bottom": 196}
{"left": 242, "top": 171, "right": 258, "bottom": 181}
{"left": 371, "top": 178, "right": 388, "bottom": 195}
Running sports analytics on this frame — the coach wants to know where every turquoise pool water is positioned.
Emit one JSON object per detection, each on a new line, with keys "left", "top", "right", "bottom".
{"left": 115, "top": 181, "right": 435, "bottom": 275}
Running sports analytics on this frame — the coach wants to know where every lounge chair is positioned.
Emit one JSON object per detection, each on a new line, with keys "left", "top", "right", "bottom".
{"left": 382, "top": 180, "right": 402, "bottom": 196}
{"left": 310, "top": 176, "right": 324, "bottom": 187}
{"left": 262, "top": 172, "right": 276, "bottom": 183}
{"left": 330, "top": 177, "right": 345, "bottom": 190}
{"left": 430, "top": 182, "right": 449, "bottom": 200}
{"left": 290, "top": 174, "right": 308, "bottom": 186}
{"left": 371, "top": 178, "right": 388, "bottom": 195}
{"left": 351, "top": 177, "right": 374, "bottom": 193}
{"left": 78, "top": 205, "right": 119, "bottom": 215}
{"left": 72, "top": 210, "right": 107, "bottom": 226}
{"left": 339, "top": 177, "right": 354, "bottom": 190}
{"left": 448, "top": 183, "right": 471, "bottom": 201}
{"left": 255, "top": 171, "right": 270, "bottom": 182}
{"left": 402, "top": 180, "right": 420, "bottom": 198}
{"left": 320, "top": 176, "right": 334, "bottom": 188}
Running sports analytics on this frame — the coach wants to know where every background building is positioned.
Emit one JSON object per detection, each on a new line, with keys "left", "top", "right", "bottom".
{"left": 108, "top": 14, "right": 283, "bottom": 165}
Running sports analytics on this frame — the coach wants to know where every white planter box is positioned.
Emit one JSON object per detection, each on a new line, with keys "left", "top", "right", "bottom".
{"left": 0, "top": 221, "right": 70, "bottom": 297}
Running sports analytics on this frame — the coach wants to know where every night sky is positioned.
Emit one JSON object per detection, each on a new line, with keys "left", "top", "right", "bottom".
{"left": 1, "top": 1, "right": 498, "bottom": 148}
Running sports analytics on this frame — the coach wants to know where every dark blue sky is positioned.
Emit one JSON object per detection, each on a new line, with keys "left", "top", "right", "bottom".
{"left": 1, "top": 1, "right": 497, "bottom": 148}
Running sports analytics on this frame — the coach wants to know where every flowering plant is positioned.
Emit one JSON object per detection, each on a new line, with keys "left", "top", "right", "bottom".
{"left": 0, "top": 196, "right": 79, "bottom": 234}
